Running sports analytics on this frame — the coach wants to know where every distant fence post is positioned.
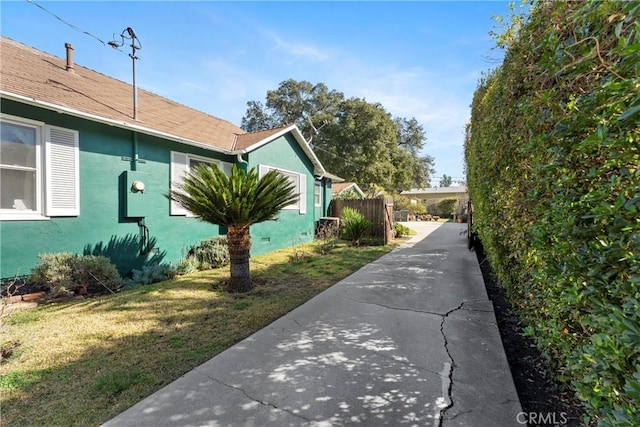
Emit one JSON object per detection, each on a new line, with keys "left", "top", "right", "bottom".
{"left": 330, "top": 197, "right": 394, "bottom": 244}
{"left": 384, "top": 197, "right": 394, "bottom": 245}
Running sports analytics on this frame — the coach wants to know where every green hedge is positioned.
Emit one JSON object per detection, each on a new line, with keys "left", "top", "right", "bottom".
{"left": 465, "top": 1, "right": 639, "bottom": 425}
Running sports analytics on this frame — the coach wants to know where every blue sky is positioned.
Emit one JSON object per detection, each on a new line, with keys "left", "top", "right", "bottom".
{"left": 1, "top": 1, "right": 510, "bottom": 186}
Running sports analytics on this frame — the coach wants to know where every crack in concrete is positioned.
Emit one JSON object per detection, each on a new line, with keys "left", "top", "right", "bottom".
{"left": 455, "top": 305, "right": 497, "bottom": 326}
{"left": 318, "top": 296, "right": 449, "bottom": 378}
{"left": 445, "top": 408, "right": 474, "bottom": 422}
{"left": 200, "top": 374, "right": 314, "bottom": 424}
{"left": 341, "top": 295, "right": 448, "bottom": 317}
{"left": 436, "top": 300, "right": 494, "bottom": 426}
{"left": 435, "top": 301, "right": 465, "bottom": 427}
{"left": 340, "top": 296, "right": 500, "bottom": 427}
{"left": 342, "top": 296, "right": 494, "bottom": 427}
{"left": 343, "top": 296, "right": 489, "bottom": 319}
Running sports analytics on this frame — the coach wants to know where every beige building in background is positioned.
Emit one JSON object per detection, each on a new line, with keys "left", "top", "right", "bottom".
{"left": 401, "top": 186, "right": 469, "bottom": 216}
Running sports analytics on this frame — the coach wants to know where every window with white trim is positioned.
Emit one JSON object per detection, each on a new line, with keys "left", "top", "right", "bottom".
{"left": 0, "top": 115, "right": 79, "bottom": 220}
{"left": 314, "top": 181, "right": 322, "bottom": 207}
{"left": 170, "top": 151, "right": 232, "bottom": 216}
{"left": 258, "top": 164, "right": 306, "bottom": 214}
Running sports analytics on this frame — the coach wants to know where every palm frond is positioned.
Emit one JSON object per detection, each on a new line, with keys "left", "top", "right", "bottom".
{"left": 168, "top": 164, "right": 298, "bottom": 227}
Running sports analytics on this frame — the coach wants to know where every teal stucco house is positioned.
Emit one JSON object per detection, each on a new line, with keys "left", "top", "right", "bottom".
{"left": 0, "top": 37, "right": 339, "bottom": 278}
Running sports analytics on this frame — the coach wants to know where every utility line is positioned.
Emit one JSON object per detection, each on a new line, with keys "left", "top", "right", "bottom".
{"left": 311, "top": 144, "right": 363, "bottom": 170}
{"left": 27, "top": 0, "right": 460, "bottom": 183}
{"left": 25, "top": 0, "right": 120, "bottom": 52}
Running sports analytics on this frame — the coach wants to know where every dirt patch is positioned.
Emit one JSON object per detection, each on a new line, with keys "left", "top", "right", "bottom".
{"left": 474, "top": 240, "right": 587, "bottom": 427}
{"left": 1, "top": 341, "right": 21, "bottom": 361}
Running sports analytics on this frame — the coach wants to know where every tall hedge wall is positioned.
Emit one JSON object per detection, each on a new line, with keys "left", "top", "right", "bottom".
{"left": 465, "top": 1, "right": 639, "bottom": 425}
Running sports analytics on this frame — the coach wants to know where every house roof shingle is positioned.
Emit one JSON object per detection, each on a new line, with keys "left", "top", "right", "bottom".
{"left": 0, "top": 38, "right": 254, "bottom": 152}
{"left": 233, "top": 126, "right": 289, "bottom": 151}
{"left": 0, "top": 37, "right": 328, "bottom": 175}
{"left": 332, "top": 182, "right": 362, "bottom": 194}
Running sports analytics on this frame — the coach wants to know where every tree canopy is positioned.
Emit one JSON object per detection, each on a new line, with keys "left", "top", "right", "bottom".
{"left": 241, "top": 79, "right": 344, "bottom": 140}
{"left": 241, "top": 79, "right": 435, "bottom": 193}
{"left": 439, "top": 174, "right": 452, "bottom": 187}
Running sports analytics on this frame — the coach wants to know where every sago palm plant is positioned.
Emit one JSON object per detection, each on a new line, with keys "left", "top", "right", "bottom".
{"left": 340, "top": 207, "right": 372, "bottom": 246}
{"left": 170, "top": 164, "right": 297, "bottom": 292}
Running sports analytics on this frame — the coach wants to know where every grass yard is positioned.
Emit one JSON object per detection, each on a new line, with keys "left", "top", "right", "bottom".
{"left": 0, "top": 240, "right": 395, "bottom": 426}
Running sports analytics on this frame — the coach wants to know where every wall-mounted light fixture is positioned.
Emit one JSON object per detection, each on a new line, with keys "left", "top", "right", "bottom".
{"left": 131, "top": 180, "right": 145, "bottom": 193}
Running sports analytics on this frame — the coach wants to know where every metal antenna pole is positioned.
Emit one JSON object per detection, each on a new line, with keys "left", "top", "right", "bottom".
{"left": 126, "top": 27, "right": 140, "bottom": 120}
{"left": 109, "top": 27, "right": 141, "bottom": 120}
{"left": 131, "top": 44, "right": 138, "bottom": 120}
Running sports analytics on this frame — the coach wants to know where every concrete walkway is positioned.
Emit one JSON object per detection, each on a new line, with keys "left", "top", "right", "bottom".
{"left": 103, "top": 222, "right": 522, "bottom": 427}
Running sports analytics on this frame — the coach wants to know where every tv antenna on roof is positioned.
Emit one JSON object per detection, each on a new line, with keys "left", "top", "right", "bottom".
{"left": 108, "top": 27, "right": 142, "bottom": 120}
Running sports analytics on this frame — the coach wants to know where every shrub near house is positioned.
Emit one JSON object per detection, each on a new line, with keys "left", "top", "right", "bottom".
{"left": 29, "top": 253, "right": 122, "bottom": 297}
{"left": 340, "top": 207, "right": 372, "bottom": 246}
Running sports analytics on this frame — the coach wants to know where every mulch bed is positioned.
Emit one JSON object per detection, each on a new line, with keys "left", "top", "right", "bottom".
{"left": 474, "top": 239, "right": 588, "bottom": 426}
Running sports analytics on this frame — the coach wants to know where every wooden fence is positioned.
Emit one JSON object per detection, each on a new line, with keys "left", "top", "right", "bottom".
{"left": 330, "top": 197, "right": 394, "bottom": 245}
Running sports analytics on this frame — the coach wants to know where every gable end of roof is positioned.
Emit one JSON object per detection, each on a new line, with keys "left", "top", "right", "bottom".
{"left": 234, "top": 125, "right": 326, "bottom": 177}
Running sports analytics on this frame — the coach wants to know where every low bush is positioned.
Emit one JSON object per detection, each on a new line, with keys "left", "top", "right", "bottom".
{"left": 29, "top": 253, "right": 123, "bottom": 296}
{"left": 394, "top": 195, "right": 427, "bottom": 216}
{"left": 73, "top": 255, "right": 124, "bottom": 294}
{"left": 173, "top": 258, "right": 200, "bottom": 276}
{"left": 29, "top": 253, "right": 73, "bottom": 295}
{"left": 186, "top": 236, "right": 230, "bottom": 270}
{"left": 315, "top": 221, "right": 340, "bottom": 254}
{"left": 340, "top": 207, "right": 372, "bottom": 246}
{"left": 128, "top": 264, "right": 176, "bottom": 287}
{"left": 394, "top": 222, "right": 411, "bottom": 237}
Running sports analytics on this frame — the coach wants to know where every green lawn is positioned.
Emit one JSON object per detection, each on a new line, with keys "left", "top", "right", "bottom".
{"left": 0, "top": 240, "right": 395, "bottom": 426}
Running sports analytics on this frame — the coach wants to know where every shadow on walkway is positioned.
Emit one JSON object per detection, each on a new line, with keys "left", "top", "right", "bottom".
{"left": 104, "top": 222, "right": 521, "bottom": 427}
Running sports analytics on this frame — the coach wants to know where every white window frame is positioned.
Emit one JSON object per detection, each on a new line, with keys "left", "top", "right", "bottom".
{"left": 170, "top": 151, "right": 232, "bottom": 216}
{"left": 258, "top": 164, "right": 307, "bottom": 215}
{"left": 314, "top": 181, "right": 322, "bottom": 207}
{"left": 0, "top": 114, "right": 79, "bottom": 221}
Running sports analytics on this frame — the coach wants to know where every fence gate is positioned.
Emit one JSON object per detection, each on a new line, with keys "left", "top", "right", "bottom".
{"left": 330, "top": 197, "right": 394, "bottom": 245}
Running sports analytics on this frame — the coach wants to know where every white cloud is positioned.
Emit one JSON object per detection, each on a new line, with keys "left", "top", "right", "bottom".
{"left": 263, "top": 29, "right": 332, "bottom": 62}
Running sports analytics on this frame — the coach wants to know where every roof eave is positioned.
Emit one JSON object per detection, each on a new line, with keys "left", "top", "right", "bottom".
{"left": 346, "top": 183, "right": 364, "bottom": 195}
{"left": 1, "top": 91, "right": 234, "bottom": 155}
{"left": 233, "top": 124, "right": 326, "bottom": 177}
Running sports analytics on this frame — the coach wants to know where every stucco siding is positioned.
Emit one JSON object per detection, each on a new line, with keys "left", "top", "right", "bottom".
{"left": 1, "top": 102, "right": 330, "bottom": 278}
{"left": 1, "top": 101, "right": 226, "bottom": 277}
{"left": 246, "top": 133, "right": 316, "bottom": 256}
